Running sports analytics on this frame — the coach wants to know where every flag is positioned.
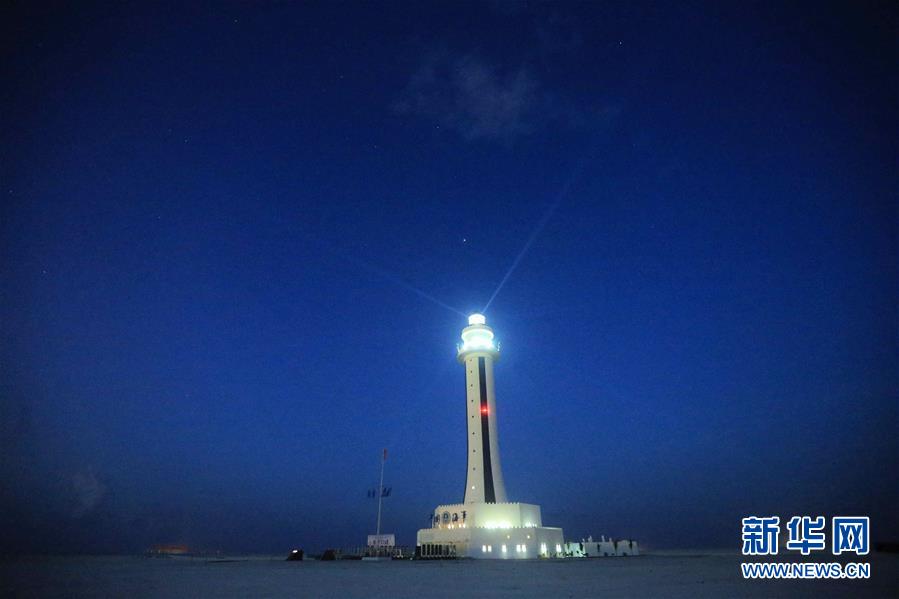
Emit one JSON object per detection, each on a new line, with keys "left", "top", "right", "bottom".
{"left": 383, "top": 448, "right": 387, "bottom": 461}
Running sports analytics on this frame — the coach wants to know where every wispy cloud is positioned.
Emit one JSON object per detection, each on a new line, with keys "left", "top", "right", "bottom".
{"left": 72, "top": 468, "right": 107, "bottom": 517}
{"left": 394, "top": 50, "right": 619, "bottom": 143}
{"left": 394, "top": 53, "right": 538, "bottom": 142}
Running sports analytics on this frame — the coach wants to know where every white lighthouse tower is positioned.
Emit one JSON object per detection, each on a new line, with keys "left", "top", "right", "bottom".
{"left": 416, "top": 314, "right": 564, "bottom": 559}
{"left": 460, "top": 313, "right": 507, "bottom": 504}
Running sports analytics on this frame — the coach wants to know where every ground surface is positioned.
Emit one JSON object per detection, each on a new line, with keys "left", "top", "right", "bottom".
{"left": 3, "top": 552, "right": 897, "bottom": 598}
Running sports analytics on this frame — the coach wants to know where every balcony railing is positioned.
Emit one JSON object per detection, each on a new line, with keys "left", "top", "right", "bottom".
{"left": 457, "top": 341, "right": 500, "bottom": 354}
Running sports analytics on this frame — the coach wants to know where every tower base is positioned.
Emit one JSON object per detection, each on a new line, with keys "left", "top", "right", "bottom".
{"left": 416, "top": 502, "right": 564, "bottom": 559}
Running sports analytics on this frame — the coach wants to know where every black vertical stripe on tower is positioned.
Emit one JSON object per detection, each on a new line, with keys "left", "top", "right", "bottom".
{"left": 478, "top": 357, "right": 496, "bottom": 503}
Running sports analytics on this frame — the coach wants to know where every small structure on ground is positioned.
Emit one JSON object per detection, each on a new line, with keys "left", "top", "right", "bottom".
{"left": 564, "top": 536, "right": 640, "bottom": 557}
{"left": 286, "top": 549, "right": 304, "bottom": 561}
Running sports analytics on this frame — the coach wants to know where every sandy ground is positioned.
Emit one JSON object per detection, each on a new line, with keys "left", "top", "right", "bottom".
{"left": 3, "top": 552, "right": 897, "bottom": 598}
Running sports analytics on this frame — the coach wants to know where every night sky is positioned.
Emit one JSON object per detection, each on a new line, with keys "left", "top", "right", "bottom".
{"left": 2, "top": 1, "right": 896, "bottom": 554}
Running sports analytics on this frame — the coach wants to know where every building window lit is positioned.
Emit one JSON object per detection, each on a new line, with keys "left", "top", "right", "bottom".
{"left": 501, "top": 545, "right": 507, "bottom": 552}
{"left": 482, "top": 545, "right": 487, "bottom": 553}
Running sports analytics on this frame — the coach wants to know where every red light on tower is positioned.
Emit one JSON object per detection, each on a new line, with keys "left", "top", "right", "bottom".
{"left": 480, "top": 406, "right": 488, "bottom": 415}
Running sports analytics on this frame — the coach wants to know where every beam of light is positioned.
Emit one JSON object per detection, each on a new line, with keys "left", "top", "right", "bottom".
{"left": 344, "top": 252, "right": 467, "bottom": 316}
{"left": 309, "top": 235, "right": 466, "bottom": 317}
{"left": 482, "top": 158, "right": 588, "bottom": 313}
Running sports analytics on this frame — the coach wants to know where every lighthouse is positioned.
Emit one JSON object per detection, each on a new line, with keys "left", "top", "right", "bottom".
{"left": 459, "top": 313, "right": 507, "bottom": 504}
{"left": 415, "top": 314, "right": 564, "bottom": 559}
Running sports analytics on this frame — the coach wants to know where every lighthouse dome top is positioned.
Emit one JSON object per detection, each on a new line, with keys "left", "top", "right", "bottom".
{"left": 458, "top": 314, "right": 499, "bottom": 361}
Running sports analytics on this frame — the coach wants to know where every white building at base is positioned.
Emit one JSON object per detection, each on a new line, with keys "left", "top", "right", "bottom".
{"left": 416, "top": 314, "right": 564, "bottom": 559}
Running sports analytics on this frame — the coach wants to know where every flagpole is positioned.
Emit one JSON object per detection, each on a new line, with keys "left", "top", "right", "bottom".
{"left": 375, "top": 448, "right": 386, "bottom": 552}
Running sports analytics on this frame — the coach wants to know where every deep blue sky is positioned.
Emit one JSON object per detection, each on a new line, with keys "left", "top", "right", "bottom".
{"left": 1, "top": 1, "right": 896, "bottom": 554}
